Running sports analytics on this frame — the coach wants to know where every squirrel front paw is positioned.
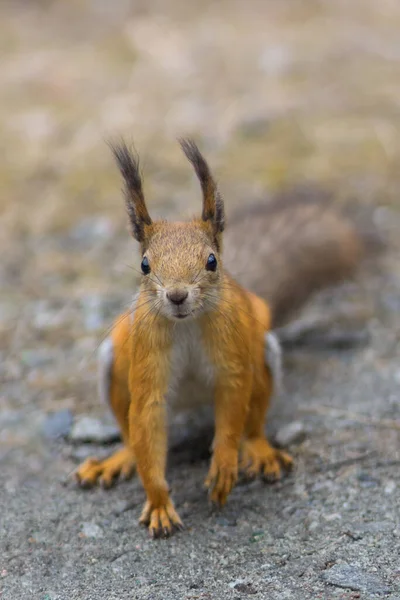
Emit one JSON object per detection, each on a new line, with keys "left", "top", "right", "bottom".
{"left": 139, "top": 499, "right": 184, "bottom": 538}
{"left": 205, "top": 447, "right": 238, "bottom": 506}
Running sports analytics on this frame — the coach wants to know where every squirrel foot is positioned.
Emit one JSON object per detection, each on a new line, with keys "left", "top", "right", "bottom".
{"left": 74, "top": 448, "right": 136, "bottom": 489}
{"left": 240, "top": 438, "right": 293, "bottom": 482}
{"left": 204, "top": 447, "right": 238, "bottom": 506}
{"left": 139, "top": 499, "right": 184, "bottom": 538}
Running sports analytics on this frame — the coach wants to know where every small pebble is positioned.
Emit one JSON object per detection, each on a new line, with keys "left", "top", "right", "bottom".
{"left": 275, "top": 421, "right": 306, "bottom": 447}
{"left": 234, "top": 582, "right": 257, "bottom": 595}
{"left": 81, "top": 522, "right": 104, "bottom": 539}
{"left": 357, "top": 471, "right": 380, "bottom": 488}
{"left": 384, "top": 480, "right": 396, "bottom": 495}
{"left": 249, "top": 530, "right": 264, "bottom": 543}
{"left": 229, "top": 578, "right": 245, "bottom": 589}
{"left": 69, "top": 416, "right": 120, "bottom": 444}
{"left": 43, "top": 409, "right": 73, "bottom": 439}
{"left": 321, "top": 563, "right": 391, "bottom": 595}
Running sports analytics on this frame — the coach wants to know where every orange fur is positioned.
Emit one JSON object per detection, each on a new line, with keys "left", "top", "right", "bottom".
{"left": 74, "top": 140, "right": 290, "bottom": 537}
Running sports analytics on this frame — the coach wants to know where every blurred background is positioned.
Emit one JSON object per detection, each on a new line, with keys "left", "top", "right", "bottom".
{"left": 1, "top": 0, "right": 400, "bottom": 469}
{"left": 1, "top": 2, "right": 400, "bottom": 598}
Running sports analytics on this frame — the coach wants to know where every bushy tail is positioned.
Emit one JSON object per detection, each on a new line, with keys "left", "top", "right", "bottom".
{"left": 224, "top": 186, "right": 384, "bottom": 328}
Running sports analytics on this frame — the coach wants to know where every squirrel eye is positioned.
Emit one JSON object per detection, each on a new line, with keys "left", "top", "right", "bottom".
{"left": 141, "top": 256, "right": 151, "bottom": 275}
{"left": 206, "top": 253, "right": 217, "bottom": 272}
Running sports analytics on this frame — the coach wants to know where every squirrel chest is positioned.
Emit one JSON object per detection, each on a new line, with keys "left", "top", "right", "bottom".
{"left": 166, "top": 321, "right": 215, "bottom": 411}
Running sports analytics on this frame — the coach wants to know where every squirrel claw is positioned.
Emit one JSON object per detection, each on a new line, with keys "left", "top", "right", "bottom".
{"left": 74, "top": 474, "right": 93, "bottom": 490}
{"left": 204, "top": 454, "right": 238, "bottom": 507}
{"left": 261, "top": 472, "right": 279, "bottom": 484}
{"left": 139, "top": 500, "right": 184, "bottom": 539}
{"left": 150, "top": 528, "right": 159, "bottom": 539}
{"left": 99, "top": 476, "right": 115, "bottom": 490}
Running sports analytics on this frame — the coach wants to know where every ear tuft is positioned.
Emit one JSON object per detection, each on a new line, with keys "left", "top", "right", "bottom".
{"left": 108, "top": 139, "right": 152, "bottom": 243}
{"left": 179, "top": 138, "right": 225, "bottom": 239}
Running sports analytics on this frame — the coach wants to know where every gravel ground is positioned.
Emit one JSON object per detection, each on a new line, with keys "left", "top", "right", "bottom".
{"left": 1, "top": 1, "right": 400, "bottom": 599}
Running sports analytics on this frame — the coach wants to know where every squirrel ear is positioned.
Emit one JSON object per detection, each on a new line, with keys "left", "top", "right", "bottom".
{"left": 179, "top": 138, "right": 225, "bottom": 241}
{"left": 109, "top": 140, "right": 152, "bottom": 243}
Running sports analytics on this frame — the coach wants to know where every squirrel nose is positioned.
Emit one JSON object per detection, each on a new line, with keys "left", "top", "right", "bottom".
{"left": 167, "top": 290, "right": 189, "bottom": 306}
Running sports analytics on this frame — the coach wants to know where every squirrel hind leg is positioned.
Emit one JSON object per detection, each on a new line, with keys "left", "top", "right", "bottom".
{"left": 75, "top": 335, "right": 135, "bottom": 489}
{"left": 240, "top": 438, "right": 293, "bottom": 483}
{"left": 75, "top": 448, "right": 136, "bottom": 489}
{"left": 240, "top": 355, "right": 292, "bottom": 482}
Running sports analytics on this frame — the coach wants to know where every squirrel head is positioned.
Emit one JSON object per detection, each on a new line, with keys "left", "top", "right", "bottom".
{"left": 111, "top": 138, "right": 225, "bottom": 321}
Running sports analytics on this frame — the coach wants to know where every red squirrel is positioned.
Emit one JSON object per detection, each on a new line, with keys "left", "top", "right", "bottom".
{"left": 75, "top": 139, "right": 377, "bottom": 538}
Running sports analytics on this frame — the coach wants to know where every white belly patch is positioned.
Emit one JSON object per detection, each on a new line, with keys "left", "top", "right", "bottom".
{"left": 166, "top": 321, "right": 215, "bottom": 412}
{"left": 128, "top": 296, "right": 215, "bottom": 411}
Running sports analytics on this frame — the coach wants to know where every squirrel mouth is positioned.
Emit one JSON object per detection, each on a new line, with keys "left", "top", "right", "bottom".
{"left": 175, "top": 313, "right": 189, "bottom": 320}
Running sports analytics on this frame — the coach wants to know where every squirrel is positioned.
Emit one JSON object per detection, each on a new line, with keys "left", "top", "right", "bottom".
{"left": 74, "top": 139, "right": 379, "bottom": 538}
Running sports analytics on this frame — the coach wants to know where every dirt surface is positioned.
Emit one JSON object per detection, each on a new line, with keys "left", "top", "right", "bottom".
{"left": 1, "top": 1, "right": 400, "bottom": 599}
